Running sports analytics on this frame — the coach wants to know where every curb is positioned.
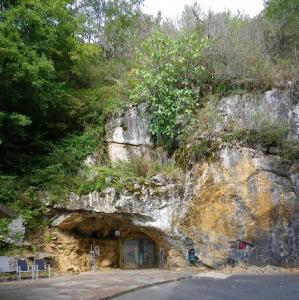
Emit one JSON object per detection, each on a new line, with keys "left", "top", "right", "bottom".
{"left": 96, "top": 275, "right": 194, "bottom": 300}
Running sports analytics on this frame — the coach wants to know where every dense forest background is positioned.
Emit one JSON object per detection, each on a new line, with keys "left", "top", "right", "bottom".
{"left": 0, "top": 0, "right": 298, "bottom": 232}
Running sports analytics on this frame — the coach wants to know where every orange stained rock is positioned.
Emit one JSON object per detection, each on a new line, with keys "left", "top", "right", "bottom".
{"left": 182, "top": 152, "right": 276, "bottom": 240}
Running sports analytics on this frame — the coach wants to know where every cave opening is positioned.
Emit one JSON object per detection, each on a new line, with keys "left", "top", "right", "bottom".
{"left": 53, "top": 212, "right": 168, "bottom": 271}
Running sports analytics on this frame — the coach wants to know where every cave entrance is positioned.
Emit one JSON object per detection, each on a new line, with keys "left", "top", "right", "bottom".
{"left": 53, "top": 213, "right": 168, "bottom": 272}
{"left": 123, "top": 234, "right": 155, "bottom": 269}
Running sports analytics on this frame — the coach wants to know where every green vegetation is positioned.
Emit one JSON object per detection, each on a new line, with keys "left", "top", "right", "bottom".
{"left": 221, "top": 120, "right": 289, "bottom": 151}
{"left": 264, "top": 0, "right": 299, "bottom": 58}
{"left": 176, "top": 100, "right": 221, "bottom": 167}
{"left": 220, "top": 113, "right": 298, "bottom": 160}
{"left": 0, "top": 0, "right": 83, "bottom": 172}
{"left": 0, "top": 0, "right": 298, "bottom": 234}
{"left": 0, "top": 218, "right": 10, "bottom": 240}
{"left": 62, "top": 158, "right": 183, "bottom": 196}
{"left": 130, "top": 31, "right": 208, "bottom": 146}
{"left": 178, "top": 100, "right": 299, "bottom": 168}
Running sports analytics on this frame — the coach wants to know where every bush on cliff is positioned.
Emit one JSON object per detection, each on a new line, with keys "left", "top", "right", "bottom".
{"left": 130, "top": 30, "right": 209, "bottom": 148}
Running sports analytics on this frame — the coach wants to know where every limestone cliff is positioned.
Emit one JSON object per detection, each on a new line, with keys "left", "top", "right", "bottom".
{"left": 180, "top": 146, "right": 298, "bottom": 267}
{"left": 51, "top": 89, "right": 299, "bottom": 270}
{"left": 218, "top": 89, "right": 299, "bottom": 138}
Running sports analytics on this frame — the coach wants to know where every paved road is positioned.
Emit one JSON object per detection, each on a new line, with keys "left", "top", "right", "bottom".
{"left": 115, "top": 274, "right": 299, "bottom": 300}
{"left": 0, "top": 269, "right": 193, "bottom": 300}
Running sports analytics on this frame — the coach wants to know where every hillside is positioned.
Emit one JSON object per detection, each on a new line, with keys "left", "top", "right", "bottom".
{"left": 0, "top": 0, "right": 298, "bottom": 271}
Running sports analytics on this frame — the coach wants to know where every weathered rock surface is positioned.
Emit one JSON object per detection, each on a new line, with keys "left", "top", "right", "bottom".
{"left": 83, "top": 154, "right": 98, "bottom": 166}
{"left": 0, "top": 216, "right": 25, "bottom": 246}
{"left": 218, "top": 89, "right": 299, "bottom": 138}
{"left": 51, "top": 89, "right": 299, "bottom": 269}
{"left": 57, "top": 178, "right": 184, "bottom": 232}
{"left": 179, "top": 146, "right": 299, "bottom": 267}
{"left": 106, "top": 103, "right": 152, "bottom": 163}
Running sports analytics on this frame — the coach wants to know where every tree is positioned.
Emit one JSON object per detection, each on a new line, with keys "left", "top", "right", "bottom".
{"left": 0, "top": 0, "right": 83, "bottom": 172}
{"left": 264, "top": 0, "right": 299, "bottom": 58}
{"left": 76, "top": 0, "right": 143, "bottom": 58}
{"left": 130, "top": 30, "right": 208, "bottom": 148}
{"left": 0, "top": 0, "right": 18, "bottom": 14}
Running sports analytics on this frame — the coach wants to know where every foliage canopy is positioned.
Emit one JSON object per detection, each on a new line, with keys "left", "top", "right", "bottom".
{"left": 0, "top": 0, "right": 84, "bottom": 172}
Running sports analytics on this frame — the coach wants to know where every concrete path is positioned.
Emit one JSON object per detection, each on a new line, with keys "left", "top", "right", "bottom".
{"left": 0, "top": 269, "right": 194, "bottom": 300}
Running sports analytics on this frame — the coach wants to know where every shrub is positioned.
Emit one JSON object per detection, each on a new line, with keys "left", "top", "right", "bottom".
{"left": 130, "top": 156, "right": 150, "bottom": 178}
{"left": 175, "top": 100, "right": 221, "bottom": 168}
{"left": 0, "top": 218, "right": 10, "bottom": 240}
{"left": 264, "top": 0, "right": 299, "bottom": 60}
{"left": 281, "top": 139, "right": 299, "bottom": 161}
{"left": 145, "top": 160, "right": 184, "bottom": 182}
{"left": 221, "top": 110, "right": 290, "bottom": 154}
{"left": 179, "top": 4, "right": 298, "bottom": 92}
{"left": 130, "top": 30, "right": 209, "bottom": 146}
{"left": 0, "top": 176, "right": 19, "bottom": 205}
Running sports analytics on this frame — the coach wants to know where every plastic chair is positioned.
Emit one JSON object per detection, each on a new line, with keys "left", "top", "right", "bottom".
{"left": 16, "top": 258, "right": 34, "bottom": 280}
{"left": 34, "top": 258, "right": 51, "bottom": 279}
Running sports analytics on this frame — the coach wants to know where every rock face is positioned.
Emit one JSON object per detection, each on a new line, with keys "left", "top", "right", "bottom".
{"left": 63, "top": 178, "right": 184, "bottom": 232}
{"left": 106, "top": 103, "right": 152, "bottom": 163}
{"left": 294, "top": 103, "right": 299, "bottom": 136}
{"left": 218, "top": 89, "right": 299, "bottom": 138}
{"left": 51, "top": 89, "right": 299, "bottom": 269}
{"left": 1, "top": 216, "right": 26, "bottom": 246}
{"left": 180, "top": 146, "right": 299, "bottom": 267}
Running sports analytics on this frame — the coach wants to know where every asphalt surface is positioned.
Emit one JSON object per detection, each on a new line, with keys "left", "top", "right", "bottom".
{"left": 0, "top": 269, "right": 193, "bottom": 300}
{"left": 115, "top": 274, "right": 299, "bottom": 300}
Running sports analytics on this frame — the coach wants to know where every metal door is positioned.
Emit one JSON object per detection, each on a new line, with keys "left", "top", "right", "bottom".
{"left": 123, "top": 238, "right": 155, "bottom": 268}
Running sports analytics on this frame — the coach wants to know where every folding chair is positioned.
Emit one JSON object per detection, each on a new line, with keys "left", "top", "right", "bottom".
{"left": 16, "top": 258, "right": 34, "bottom": 280}
{"left": 34, "top": 258, "right": 51, "bottom": 279}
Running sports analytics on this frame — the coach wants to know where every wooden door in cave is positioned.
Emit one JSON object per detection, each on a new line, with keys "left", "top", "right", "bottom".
{"left": 123, "top": 238, "right": 155, "bottom": 268}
